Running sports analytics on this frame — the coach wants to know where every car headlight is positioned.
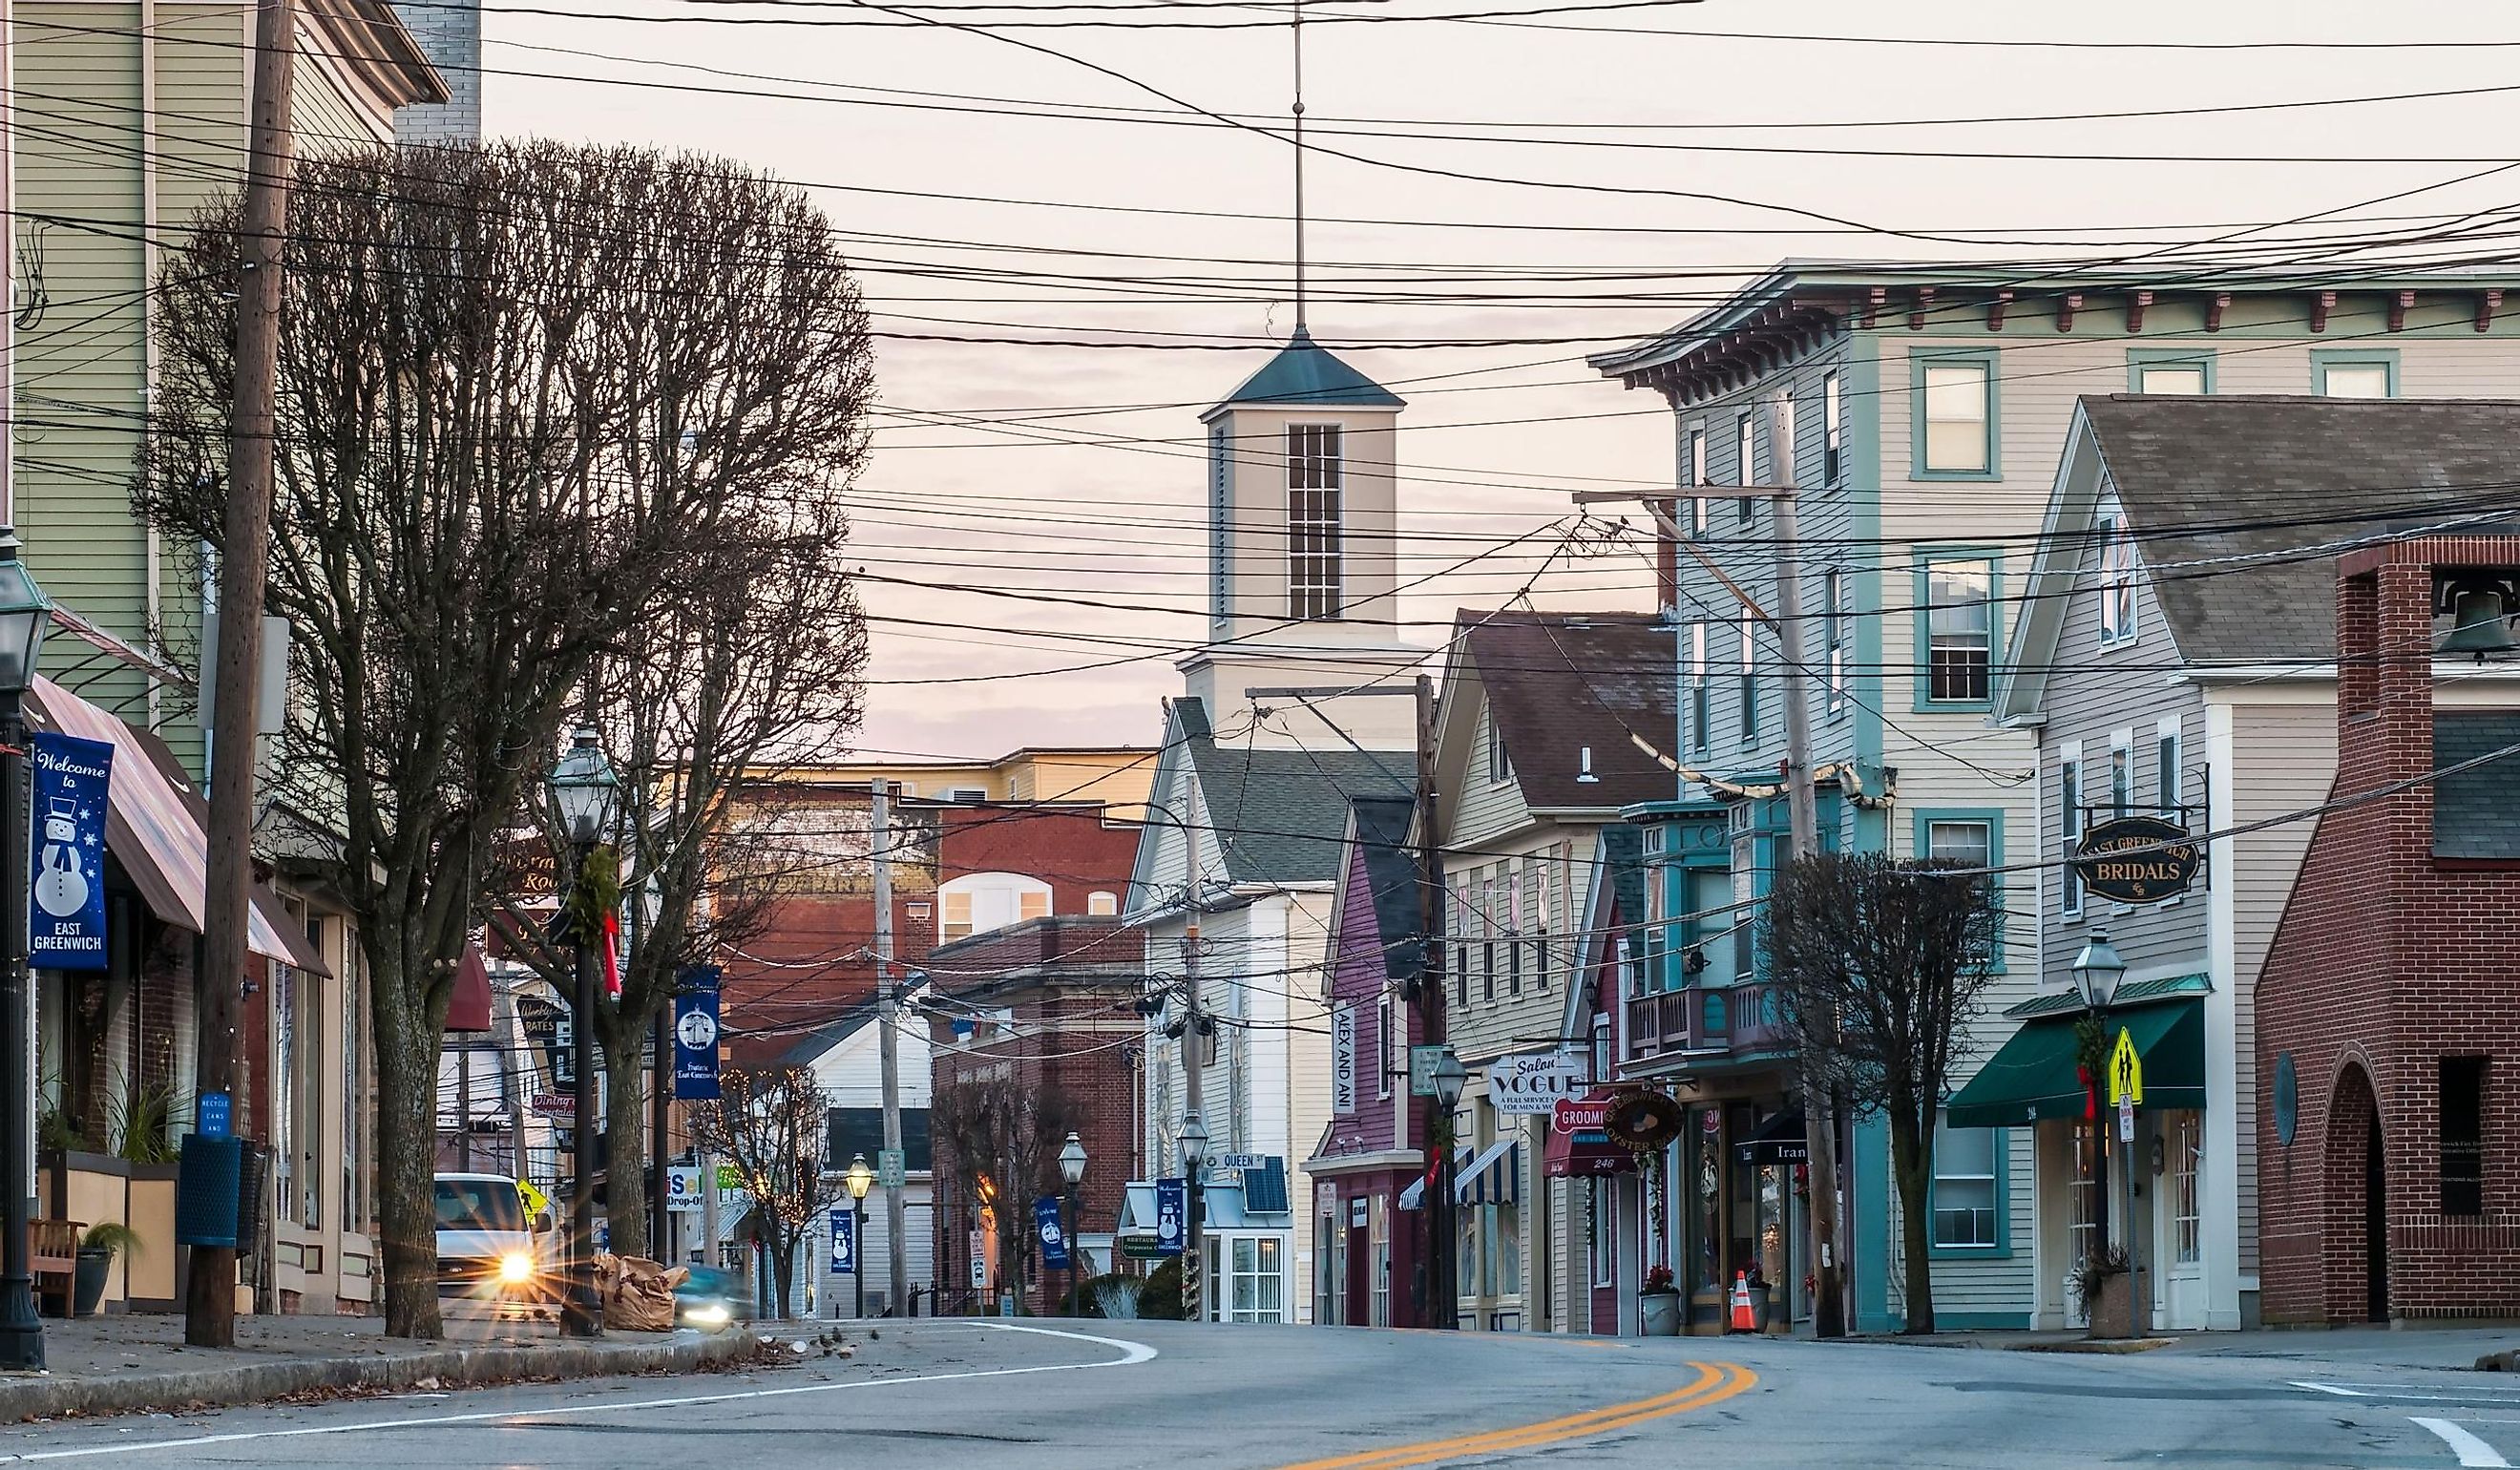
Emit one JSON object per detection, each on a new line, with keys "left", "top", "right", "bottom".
{"left": 684, "top": 1302, "right": 730, "bottom": 1327}
{"left": 497, "top": 1251, "right": 536, "bottom": 1284}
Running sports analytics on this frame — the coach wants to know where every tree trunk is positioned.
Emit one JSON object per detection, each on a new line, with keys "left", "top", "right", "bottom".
{"left": 601, "top": 1025, "right": 649, "bottom": 1262}
{"left": 1887, "top": 1105, "right": 1936, "bottom": 1335}
{"left": 370, "top": 958, "right": 446, "bottom": 1338}
{"left": 768, "top": 1235, "right": 795, "bottom": 1319}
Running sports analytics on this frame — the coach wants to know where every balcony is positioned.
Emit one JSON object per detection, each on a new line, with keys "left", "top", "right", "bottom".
{"left": 1622, "top": 980, "right": 1787, "bottom": 1067}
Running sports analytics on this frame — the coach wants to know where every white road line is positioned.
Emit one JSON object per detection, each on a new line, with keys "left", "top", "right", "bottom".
{"left": 2415, "top": 1417, "right": 2514, "bottom": 1468}
{"left": 2295, "top": 1382, "right": 2520, "bottom": 1405}
{"left": 0, "top": 1322, "right": 1156, "bottom": 1463}
{"left": 2296, "top": 1382, "right": 2371, "bottom": 1396}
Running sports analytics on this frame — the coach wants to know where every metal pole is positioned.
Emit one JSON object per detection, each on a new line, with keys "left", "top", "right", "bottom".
{"left": 187, "top": 0, "right": 294, "bottom": 1353}
{"left": 563, "top": 843, "right": 601, "bottom": 1337}
{"left": 1065, "top": 1186, "right": 1080, "bottom": 1315}
{"left": 872, "top": 779, "right": 909, "bottom": 1316}
{"left": 1186, "top": 1171, "right": 1204, "bottom": 1324}
{"left": 0, "top": 697, "right": 40, "bottom": 1368}
{"left": 853, "top": 1193, "right": 866, "bottom": 1318}
{"left": 651, "top": 1000, "right": 670, "bottom": 1262}
{"left": 699, "top": 1143, "right": 719, "bottom": 1273}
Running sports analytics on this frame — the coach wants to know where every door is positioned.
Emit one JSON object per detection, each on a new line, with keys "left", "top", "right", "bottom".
{"left": 2365, "top": 1117, "right": 2389, "bottom": 1322}
{"left": 2158, "top": 1112, "right": 2207, "bottom": 1331}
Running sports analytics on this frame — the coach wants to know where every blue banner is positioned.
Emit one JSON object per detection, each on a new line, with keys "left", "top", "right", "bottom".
{"left": 1154, "top": 1178, "right": 1186, "bottom": 1257}
{"left": 1035, "top": 1196, "right": 1070, "bottom": 1270}
{"left": 672, "top": 967, "right": 722, "bottom": 1101}
{"left": 30, "top": 733, "right": 111, "bottom": 972}
{"left": 830, "top": 1207, "right": 855, "bottom": 1273}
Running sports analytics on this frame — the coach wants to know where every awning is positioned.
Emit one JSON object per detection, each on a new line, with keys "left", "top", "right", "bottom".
{"left": 1732, "top": 1109, "right": 1809, "bottom": 1167}
{"left": 27, "top": 679, "right": 324, "bottom": 974}
{"left": 447, "top": 942, "right": 494, "bottom": 1032}
{"left": 1456, "top": 1139, "right": 1521, "bottom": 1206}
{"left": 1397, "top": 1148, "right": 1463, "bottom": 1211}
{"left": 1946, "top": 999, "right": 2207, "bottom": 1129}
{"left": 1543, "top": 1125, "right": 1634, "bottom": 1179}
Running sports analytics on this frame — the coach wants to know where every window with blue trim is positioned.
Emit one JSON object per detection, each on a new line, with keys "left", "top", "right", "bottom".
{"left": 1738, "top": 616, "right": 1758, "bottom": 744}
{"left": 2129, "top": 348, "right": 2213, "bottom": 395}
{"left": 1734, "top": 413, "right": 1756, "bottom": 524}
{"left": 1923, "top": 558, "right": 1994, "bottom": 704}
{"left": 1931, "top": 1115, "right": 2002, "bottom": 1250}
{"left": 1823, "top": 372, "right": 1843, "bottom": 487}
{"left": 1689, "top": 621, "right": 1711, "bottom": 752}
{"left": 2313, "top": 349, "right": 2397, "bottom": 399}
{"left": 1915, "top": 353, "right": 1996, "bottom": 477}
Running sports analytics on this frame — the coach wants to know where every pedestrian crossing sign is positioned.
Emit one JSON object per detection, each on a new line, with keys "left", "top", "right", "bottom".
{"left": 2108, "top": 1027, "right": 2144, "bottom": 1106}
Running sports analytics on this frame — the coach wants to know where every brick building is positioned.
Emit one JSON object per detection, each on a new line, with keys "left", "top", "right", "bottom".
{"left": 925, "top": 914, "right": 1147, "bottom": 1315}
{"left": 2258, "top": 534, "right": 2520, "bottom": 1324}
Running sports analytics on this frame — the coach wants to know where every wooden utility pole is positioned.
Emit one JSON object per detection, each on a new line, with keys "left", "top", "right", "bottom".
{"left": 872, "top": 779, "right": 910, "bottom": 1315}
{"left": 188, "top": 0, "right": 294, "bottom": 1351}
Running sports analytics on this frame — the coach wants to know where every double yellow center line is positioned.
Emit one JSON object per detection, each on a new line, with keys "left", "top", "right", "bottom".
{"left": 1277, "top": 1361, "right": 1758, "bottom": 1470}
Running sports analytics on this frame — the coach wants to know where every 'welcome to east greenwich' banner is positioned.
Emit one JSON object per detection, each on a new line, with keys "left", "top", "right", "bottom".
{"left": 31, "top": 732, "right": 111, "bottom": 971}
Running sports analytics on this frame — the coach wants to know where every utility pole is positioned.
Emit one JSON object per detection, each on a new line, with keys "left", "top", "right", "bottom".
{"left": 188, "top": 0, "right": 294, "bottom": 1352}
{"left": 872, "top": 779, "right": 909, "bottom": 1315}
{"left": 1178, "top": 810, "right": 1204, "bottom": 1325}
{"left": 1568, "top": 390, "right": 1846, "bottom": 1338}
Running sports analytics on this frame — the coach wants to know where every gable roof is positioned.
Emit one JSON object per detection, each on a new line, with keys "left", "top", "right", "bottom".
{"left": 1203, "top": 328, "right": 1405, "bottom": 419}
{"left": 1456, "top": 611, "right": 1677, "bottom": 811}
{"left": 2003, "top": 395, "right": 2520, "bottom": 717}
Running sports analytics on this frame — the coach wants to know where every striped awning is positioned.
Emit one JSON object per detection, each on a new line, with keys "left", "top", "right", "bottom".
{"left": 1454, "top": 1140, "right": 1522, "bottom": 1207}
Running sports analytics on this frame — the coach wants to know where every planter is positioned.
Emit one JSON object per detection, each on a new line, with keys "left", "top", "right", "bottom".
{"left": 2083, "top": 1271, "right": 2134, "bottom": 1340}
{"left": 1639, "top": 1290, "right": 1683, "bottom": 1336}
{"left": 73, "top": 1250, "right": 112, "bottom": 1317}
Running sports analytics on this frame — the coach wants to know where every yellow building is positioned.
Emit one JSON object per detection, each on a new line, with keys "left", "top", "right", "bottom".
{"left": 793, "top": 746, "right": 1157, "bottom": 817}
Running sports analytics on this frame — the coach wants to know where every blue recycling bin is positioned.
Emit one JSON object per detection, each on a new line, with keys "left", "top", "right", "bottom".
{"left": 176, "top": 1133, "right": 243, "bottom": 1249}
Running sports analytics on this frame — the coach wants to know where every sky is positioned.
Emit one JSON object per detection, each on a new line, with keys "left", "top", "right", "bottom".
{"left": 480, "top": 0, "right": 2520, "bottom": 758}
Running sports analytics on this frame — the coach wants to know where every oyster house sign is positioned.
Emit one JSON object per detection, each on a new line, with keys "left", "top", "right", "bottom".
{"left": 2072, "top": 815, "right": 2201, "bottom": 904}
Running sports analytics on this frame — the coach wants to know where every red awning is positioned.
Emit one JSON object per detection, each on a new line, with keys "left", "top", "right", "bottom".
{"left": 1544, "top": 1089, "right": 1637, "bottom": 1178}
{"left": 28, "top": 678, "right": 327, "bottom": 975}
{"left": 446, "top": 942, "right": 494, "bottom": 1033}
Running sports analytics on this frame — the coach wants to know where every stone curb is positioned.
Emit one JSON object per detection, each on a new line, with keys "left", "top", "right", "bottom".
{"left": 0, "top": 1329, "right": 754, "bottom": 1423}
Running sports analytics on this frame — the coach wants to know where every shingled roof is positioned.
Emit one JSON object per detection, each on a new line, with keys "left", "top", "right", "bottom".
{"left": 2082, "top": 396, "right": 2520, "bottom": 663}
{"left": 1460, "top": 611, "right": 1677, "bottom": 810}
{"left": 1346, "top": 795, "right": 1429, "bottom": 981}
{"left": 1189, "top": 737, "right": 1415, "bottom": 886}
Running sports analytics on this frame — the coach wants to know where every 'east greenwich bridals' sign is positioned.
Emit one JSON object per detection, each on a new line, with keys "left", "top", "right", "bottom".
{"left": 2072, "top": 815, "right": 2201, "bottom": 905}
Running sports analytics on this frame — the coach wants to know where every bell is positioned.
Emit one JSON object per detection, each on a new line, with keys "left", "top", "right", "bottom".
{"left": 2441, "top": 587, "right": 2520, "bottom": 660}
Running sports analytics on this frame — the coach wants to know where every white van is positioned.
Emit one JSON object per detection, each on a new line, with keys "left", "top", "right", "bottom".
{"left": 433, "top": 1172, "right": 545, "bottom": 1301}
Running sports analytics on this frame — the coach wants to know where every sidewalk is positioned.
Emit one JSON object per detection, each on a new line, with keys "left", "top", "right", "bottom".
{"left": 1858, "top": 1323, "right": 2520, "bottom": 1371}
{"left": 0, "top": 1308, "right": 755, "bottom": 1422}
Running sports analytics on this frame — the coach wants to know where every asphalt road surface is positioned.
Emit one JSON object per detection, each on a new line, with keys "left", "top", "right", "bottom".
{"left": 9, "top": 1319, "right": 2520, "bottom": 1468}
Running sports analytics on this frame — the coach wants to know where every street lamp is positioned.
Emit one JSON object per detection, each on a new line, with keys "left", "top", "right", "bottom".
{"left": 547, "top": 724, "right": 619, "bottom": 1338}
{"left": 845, "top": 1151, "right": 873, "bottom": 1319}
{"left": 0, "top": 532, "right": 48, "bottom": 1372}
{"left": 2071, "top": 931, "right": 2129, "bottom": 1269}
{"left": 1179, "top": 1111, "right": 1208, "bottom": 1324}
{"left": 1058, "top": 1131, "right": 1087, "bottom": 1316}
{"left": 1429, "top": 1047, "right": 1468, "bottom": 1332}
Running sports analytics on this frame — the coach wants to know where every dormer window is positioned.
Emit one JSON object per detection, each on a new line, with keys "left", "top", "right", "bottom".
{"left": 1487, "top": 710, "right": 1513, "bottom": 785}
{"left": 1288, "top": 424, "right": 1343, "bottom": 619}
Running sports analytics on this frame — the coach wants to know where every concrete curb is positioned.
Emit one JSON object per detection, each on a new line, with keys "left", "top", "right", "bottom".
{"left": 2009, "top": 1337, "right": 2177, "bottom": 1355}
{"left": 0, "top": 1329, "right": 754, "bottom": 1422}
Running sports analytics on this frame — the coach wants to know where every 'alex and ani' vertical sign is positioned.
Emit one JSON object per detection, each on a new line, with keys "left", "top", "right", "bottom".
{"left": 30, "top": 732, "right": 111, "bottom": 971}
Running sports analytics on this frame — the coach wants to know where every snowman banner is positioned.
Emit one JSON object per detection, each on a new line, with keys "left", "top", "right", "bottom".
{"left": 30, "top": 732, "right": 111, "bottom": 971}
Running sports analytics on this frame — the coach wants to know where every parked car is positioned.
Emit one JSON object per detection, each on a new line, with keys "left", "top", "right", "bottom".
{"left": 434, "top": 1172, "right": 549, "bottom": 1305}
{"left": 674, "top": 1263, "right": 750, "bottom": 1332}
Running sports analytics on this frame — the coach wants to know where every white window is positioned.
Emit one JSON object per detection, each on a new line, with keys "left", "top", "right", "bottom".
{"left": 1288, "top": 424, "right": 1342, "bottom": 619}
{"left": 1734, "top": 413, "right": 1756, "bottom": 523}
{"left": 1738, "top": 616, "right": 1758, "bottom": 742}
{"left": 1925, "top": 558, "right": 1994, "bottom": 704}
{"left": 2156, "top": 718, "right": 2183, "bottom": 821}
{"left": 2172, "top": 1112, "right": 2202, "bottom": 1265}
{"left": 1687, "top": 428, "right": 1708, "bottom": 536}
{"left": 1689, "top": 621, "right": 1711, "bottom": 751}
{"left": 2319, "top": 362, "right": 2392, "bottom": 399}
{"left": 1932, "top": 1117, "right": 1999, "bottom": 1249}
{"left": 937, "top": 872, "right": 1055, "bottom": 939}
{"left": 1487, "top": 708, "right": 1513, "bottom": 785}
{"left": 1370, "top": 1194, "right": 1391, "bottom": 1327}
{"left": 1922, "top": 361, "right": 1991, "bottom": 473}
{"left": 2060, "top": 751, "right": 2085, "bottom": 918}
{"left": 1589, "top": 1177, "right": 1617, "bottom": 1288}
{"left": 1087, "top": 890, "right": 1119, "bottom": 916}
{"left": 2110, "top": 734, "right": 2134, "bottom": 816}
{"left": 1927, "top": 819, "right": 1992, "bottom": 870}
{"left": 1823, "top": 372, "right": 1843, "bottom": 485}
{"left": 1824, "top": 570, "right": 1847, "bottom": 714}
{"left": 2097, "top": 501, "right": 2138, "bottom": 645}
{"left": 2135, "top": 362, "right": 2206, "bottom": 395}
{"left": 1225, "top": 1235, "right": 1286, "bottom": 1323}
{"left": 1775, "top": 391, "right": 1797, "bottom": 488}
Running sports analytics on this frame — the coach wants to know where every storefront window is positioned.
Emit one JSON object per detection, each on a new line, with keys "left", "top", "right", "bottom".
{"left": 1457, "top": 1203, "right": 1481, "bottom": 1310}
{"left": 2173, "top": 1113, "right": 2201, "bottom": 1266}
{"left": 2069, "top": 1121, "right": 2098, "bottom": 1270}
{"left": 1228, "top": 1236, "right": 1284, "bottom": 1322}
{"left": 1932, "top": 1120, "right": 1999, "bottom": 1249}
{"left": 1319, "top": 1206, "right": 1340, "bottom": 1325}
{"left": 1370, "top": 1193, "right": 1390, "bottom": 1327}
{"left": 1589, "top": 1178, "right": 1617, "bottom": 1288}
{"left": 1691, "top": 1109, "right": 1722, "bottom": 1292}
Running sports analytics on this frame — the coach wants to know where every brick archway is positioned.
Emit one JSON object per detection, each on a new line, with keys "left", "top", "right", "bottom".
{"left": 2320, "top": 1062, "right": 2386, "bottom": 1324}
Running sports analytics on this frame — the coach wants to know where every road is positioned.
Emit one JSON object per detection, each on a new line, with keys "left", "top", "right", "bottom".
{"left": 6, "top": 1319, "right": 2520, "bottom": 1468}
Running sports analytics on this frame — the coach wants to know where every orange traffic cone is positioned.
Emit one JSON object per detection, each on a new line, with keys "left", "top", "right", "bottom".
{"left": 1729, "top": 1271, "right": 1756, "bottom": 1333}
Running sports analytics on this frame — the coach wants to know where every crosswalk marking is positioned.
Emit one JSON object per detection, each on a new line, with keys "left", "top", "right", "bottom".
{"left": 2413, "top": 1418, "right": 2513, "bottom": 1469}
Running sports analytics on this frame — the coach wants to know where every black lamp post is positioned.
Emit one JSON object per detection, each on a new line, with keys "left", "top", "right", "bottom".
{"left": 0, "top": 532, "right": 49, "bottom": 1371}
{"left": 1429, "top": 1047, "right": 1468, "bottom": 1332}
{"left": 1058, "top": 1130, "right": 1087, "bottom": 1315}
{"left": 548, "top": 724, "right": 620, "bottom": 1338}
{"left": 2071, "top": 931, "right": 2128, "bottom": 1260}
{"left": 845, "top": 1151, "right": 872, "bottom": 1319}
{"left": 1179, "top": 1111, "right": 1208, "bottom": 1324}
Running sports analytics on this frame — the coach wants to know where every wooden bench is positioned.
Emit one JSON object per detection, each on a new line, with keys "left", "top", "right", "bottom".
{"left": 32, "top": 1220, "right": 81, "bottom": 1317}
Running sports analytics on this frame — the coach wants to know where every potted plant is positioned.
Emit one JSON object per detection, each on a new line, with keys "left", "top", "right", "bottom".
{"left": 1639, "top": 1264, "right": 1682, "bottom": 1336}
{"left": 74, "top": 1222, "right": 140, "bottom": 1317}
{"left": 2070, "top": 1244, "right": 2134, "bottom": 1339}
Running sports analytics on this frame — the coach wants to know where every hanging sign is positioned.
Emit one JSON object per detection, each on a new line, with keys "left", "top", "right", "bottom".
{"left": 830, "top": 1208, "right": 856, "bottom": 1273}
{"left": 1408, "top": 1045, "right": 1448, "bottom": 1098}
{"left": 1153, "top": 1178, "right": 1186, "bottom": 1257}
{"left": 29, "top": 732, "right": 111, "bottom": 971}
{"left": 1035, "top": 1196, "right": 1071, "bottom": 1270}
{"left": 1487, "top": 1050, "right": 1589, "bottom": 1117}
{"left": 672, "top": 967, "right": 723, "bottom": 1101}
{"left": 665, "top": 1166, "right": 704, "bottom": 1212}
{"left": 2073, "top": 816, "right": 2201, "bottom": 905}
{"left": 1331, "top": 1004, "right": 1357, "bottom": 1114}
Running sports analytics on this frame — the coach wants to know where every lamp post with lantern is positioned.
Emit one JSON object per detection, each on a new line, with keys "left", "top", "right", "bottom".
{"left": 1428, "top": 1047, "right": 1468, "bottom": 1332}
{"left": 1057, "top": 1131, "right": 1087, "bottom": 1315}
{"left": 2071, "top": 930, "right": 2128, "bottom": 1259}
{"left": 845, "top": 1151, "right": 872, "bottom": 1318}
{"left": 1179, "top": 1111, "right": 1208, "bottom": 1324}
{"left": 548, "top": 725, "right": 620, "bottom": 1338}
{"left": 0, "top": 534, "right": 49, "bottom": 1370}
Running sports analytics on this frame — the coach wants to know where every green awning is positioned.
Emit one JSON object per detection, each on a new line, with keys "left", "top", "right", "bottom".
{"left": 1946, "top": 999, "right": 2206, "bottom": 1129}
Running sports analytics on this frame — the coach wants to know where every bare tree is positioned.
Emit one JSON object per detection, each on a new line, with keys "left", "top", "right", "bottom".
{"left": 933, "top": 1073, "right": 1082, "bottom": 1310}
{"left": 689, "top": 1066, "right": 837, "bottom": 1319}
{"left": 136, "top": 141, "right": 875, "bottom": 1336}
{"left": 1760, "top": 853, "right": 2002, "bottom": 1334}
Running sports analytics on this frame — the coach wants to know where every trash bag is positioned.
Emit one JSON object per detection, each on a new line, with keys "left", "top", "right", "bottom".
{"left": 603, "top": 1254, "right": 688, "bottom": 1333}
